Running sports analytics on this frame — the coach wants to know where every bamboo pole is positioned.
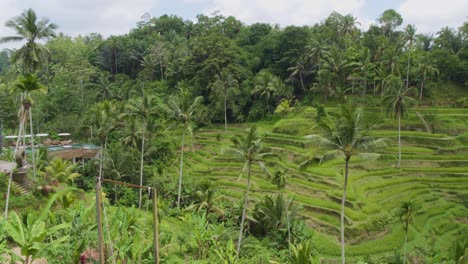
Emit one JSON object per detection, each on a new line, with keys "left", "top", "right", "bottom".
{"left": 152, "top": 187, "right": 160, "bottom": 264}
{"left": 95, "top": 177, "right": 105, "bottom": 264}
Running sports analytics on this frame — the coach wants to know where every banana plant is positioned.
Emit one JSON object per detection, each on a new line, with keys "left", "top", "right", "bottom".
{"left": 3, "top": 211, "right": 70, "bottom": 264}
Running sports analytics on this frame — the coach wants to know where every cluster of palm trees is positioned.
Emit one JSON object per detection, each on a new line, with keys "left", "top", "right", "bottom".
{"left": 1, "top": 8, "right": 57, "bottom": 218}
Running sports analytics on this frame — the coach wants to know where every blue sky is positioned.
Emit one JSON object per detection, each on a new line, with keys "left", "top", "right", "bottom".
{"left": 0, "top": 0, "right": 466, "bottom": 49}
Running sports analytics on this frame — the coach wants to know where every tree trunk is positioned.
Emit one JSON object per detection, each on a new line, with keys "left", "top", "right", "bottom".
{"left": 4, "top": 119, "right": 24, "bottom": 218}
{"left": 177, "top": 129, "right": 186, "bottom": 208}
{"left": 403, "top": 229, "right": 408, "bottom": 264}
{"left": 406, "top": 49, "right": 411, "bottom": 90}
{"left": 419, "top": 73, "right": 425, "bottom": 102}
{"left": 224, "top": 86, "right": 228, "bottom": 133}
{"left": 236, "top": 161, "right": 252, "bottom": 261}
{"left": 29, "top": 108, "right": 37, "bottom": 180}
{"left": 341, "top": 157, "right": 350, "bottom": 264}
{"left": 299, "top": 72, "right": 305, "bottom": 91}
{"left": 398, "top": 114, "right": 402, "bottom": 169}
{"left": 138, "top": 131, "right": 145, "bottom": 209}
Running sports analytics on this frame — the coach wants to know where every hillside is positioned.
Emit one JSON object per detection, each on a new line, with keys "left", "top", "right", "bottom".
{"left": 162, "top": 104, "right": 468, "bottom": 261}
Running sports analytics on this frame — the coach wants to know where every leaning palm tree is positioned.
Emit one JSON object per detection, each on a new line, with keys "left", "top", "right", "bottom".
{"left": 165, "top": 85, "right": 203, "bottom": 208}
{"left": 223, "top": 126, "right": 273, "bottom": 261}
{"left": 0, "top": 8, "right": 57, "bottom": 72}
{"left": 397, "top": 200, "right": 419, "bottom": 264}
{"left": 383, "top": 76, "right": 418, "bottom": 168}
{"left": 304, "top": 104, "right": 386, "bottom": 264}
{"left": 126, "top": 95, "right": 159, "bottom": 209}
{"left": 13, "top": 74, "right": 47, "bottom": 180}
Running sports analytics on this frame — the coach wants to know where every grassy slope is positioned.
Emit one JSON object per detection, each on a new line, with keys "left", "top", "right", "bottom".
{"left": 164, "top": 99, "right": 468, "bottom": 260}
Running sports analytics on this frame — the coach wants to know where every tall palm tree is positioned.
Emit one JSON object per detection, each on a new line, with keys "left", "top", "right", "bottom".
{"left": 126, "top": 95, "right": 159, "bottom": 208}
{"left": 288, "top": 60, "right": 308, "bottom": 91}
{"left": 383, "top": 76, "right": 418, "bottom": 168}
{"left": 87, "top": 101, "right": 117, "bottom": 180}
{"left": 403, "top": 25, "right": 417, "bottom": 89}
{"left": 165, "top": 85, "right": 203, "bottom": 208}
{"left": 397, "top": 200, "right": 419, "bottom": 264}
{"left": 5, "top": 74, "right": 46, "bottom": 218}
{"left": 417, "top": 54, "right": 439, "bottom": 102}
{"left": 13, "top": 74, "right": 47, "bottom": 180}
{"left": 305, "top": 104, "right": 386, "bottom": 264}
{"left": 0, "top": 8, "right": 58, "bottom": 72}
{"left": 213, "top": 69, "right": 238, "bottom": 132}
{"left": 94, "top": 71, "right": 115, "bottom": 101}
{"left": 223, "top": 126, "right": 273, "bottom": 261}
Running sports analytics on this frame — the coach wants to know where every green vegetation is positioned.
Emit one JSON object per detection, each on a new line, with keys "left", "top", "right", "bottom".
{"left": 0, "top": 7, "right": 467, "bottom": 264}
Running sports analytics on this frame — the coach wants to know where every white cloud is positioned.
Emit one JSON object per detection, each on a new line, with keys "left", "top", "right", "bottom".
{"left": 0, "top": 0, "right": 155, "bottom": 50}
{"left": 205, "top": 0, "right": 366, "bottom": 26}
{"left": 398, "top": 0, "right": 468, "bottom": 33}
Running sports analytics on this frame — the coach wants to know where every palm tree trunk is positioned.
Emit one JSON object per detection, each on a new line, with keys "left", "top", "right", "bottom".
{"left": 299, "top": 72, "right": 305, "bottom": 91}
{"left": 398, "top": 114, "right": 402, "bottom": 169}
{"left": 29, "top": 108, "right": 37, "bottom": 180}
{"left": 4, "top": 119, "right": 24, "bottom": 218}
{"left": 419, "top": 73, "right": 425, "bottom": 102}
{"left": 341, "top": 157, "right": 350, "bottom": 264}
{"left": 138, "top": 131, "right": 145, "bottom": 209}
{"left": 403, "top": 229, "right": 408, "bottom": 264}
{"left": 406, "top": 50, "right": 411, "bottom": 90}
{"left": 236, "top": 161, "right": 252, "bottom": 261}
{"left": 177, "top": 129, "right": 186, "bottom": 208}
{"left": 224, "top": 87, "right": 228, "bottom": 133}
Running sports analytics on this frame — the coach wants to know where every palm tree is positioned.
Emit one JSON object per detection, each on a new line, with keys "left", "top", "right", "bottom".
{"left": 397, "top": 200, "right": 419, "bottom": 264}
{"left": 13, "top": 74, "right": 47, "bottom": 180}
{"left": 305, "top": 38, "right": 330, "bottom": 72}
{"left": 252, "top": 71, "right": 279, "bottom": 114}
{"left": 417, "top": 54, "right": 439, "bottom": 102}
{"left": 126, "top": 95, "right": 159, "bottom": 208}
{"left": 274, "top": 99, "right": 294, "bottom": 118}
{"left": 185, "top": 181, "right": 225, "bottom": 217}
{"left": 304, "top": 104, "right": 386, "bottom": 264}
{"left": 383, "top": 76, "right": 418, "bottom": 168}
{"left": 253, "top": 192, "right": 299, "bottom": 249}
{"left": 165, "top": 85, "right": 203, "bottom": 208}
{"left": 94, "top": 71, "right": 115, "bottom": 101}
{"left": 223, "top": 126, "right": 273, "bottom": 260}
{"left": 87, "top": 101, "right": 117, "bottom": 180}
{"left": 0, "top": 8, "right": 58, "bottom": 72}
{"left": 213, "top": 69, "right": 238, "bottom": 132}
{"left": 403, "top": 25, "right": 417, "bottom": 89}
{"left": 288, "top": 60, "right": 308, "bottom": 91}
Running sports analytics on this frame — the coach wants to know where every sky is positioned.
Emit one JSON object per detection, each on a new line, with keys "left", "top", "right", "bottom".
{"left": 0, "top": 0, "right": 467, "bottom": 49}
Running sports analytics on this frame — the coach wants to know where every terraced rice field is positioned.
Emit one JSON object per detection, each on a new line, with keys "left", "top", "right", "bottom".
{"left": 166, "top": 106, "right": 468, "bottom": 259}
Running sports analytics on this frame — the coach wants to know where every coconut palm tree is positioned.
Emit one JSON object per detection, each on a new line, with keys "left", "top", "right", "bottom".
{"left": 417, "top": 53, "right": 439, "bottom": 102}
{"left": 0, "top": 8, "right": 58, "bottom": 72}
{"left": 403, "top": 25, "right": 417, "bottom": 89}
{"left": 222, "top": 126, "right": 273, "bottom": 260}
{"left": 304, "top": 104, "right": 386, "bottom": 264}
{"left": 397, "top": 200, "right": 419, "bottom": 264}
{"left": 13, "top": 74, "right": 47, "bottom": 180}
{"left": 165, "top": 85, "right": 203, "bottom": 208}
{"left": 252, "top": 71, "right": 280, "bottom": 114}
{"left": 213, "top": 69, "right": 238, "bottom": 132}
{"left": 86, "top": 101, "right": 117, "bottom": 180}
{"left": 126, "top": 95, "right": 159, "bottom": 209}
{"left": 383, "top": 76, "right": 418, "bottom": 168}
{"left": 305, "top": 38, "right": 330, "bottom": 72}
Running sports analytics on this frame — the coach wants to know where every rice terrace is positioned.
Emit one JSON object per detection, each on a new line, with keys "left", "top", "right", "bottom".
{"left": 0, "top": 2, "right": 467, "bottom": 264}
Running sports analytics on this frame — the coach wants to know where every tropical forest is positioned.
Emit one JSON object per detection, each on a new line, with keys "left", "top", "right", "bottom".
{"left": 0, "top": 6, "right": 467, "bottom": 264}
